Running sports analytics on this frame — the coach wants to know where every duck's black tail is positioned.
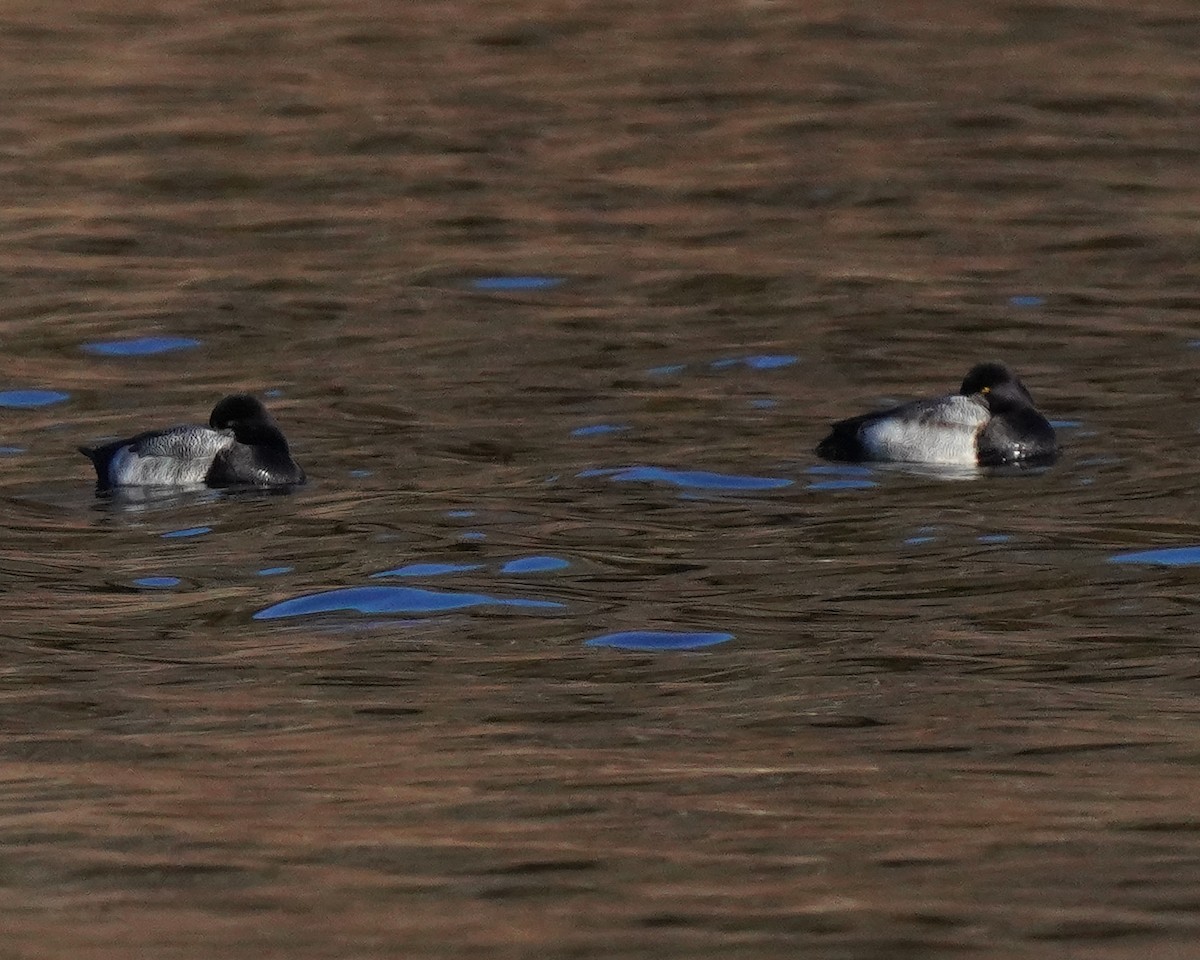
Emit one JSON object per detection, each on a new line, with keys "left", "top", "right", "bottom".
{"left": 77, "top": 444, "right": 113, "bottom": 487}
{"left": 814, "top": 416, "right": 869, "bottom": 462}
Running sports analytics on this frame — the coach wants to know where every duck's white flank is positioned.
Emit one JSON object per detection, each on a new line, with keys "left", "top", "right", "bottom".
{"left": 859, "top": 394, "right": 988, "bottom": 465}
{"left": 107, "top": 427, "right": 234, "bottom": 486}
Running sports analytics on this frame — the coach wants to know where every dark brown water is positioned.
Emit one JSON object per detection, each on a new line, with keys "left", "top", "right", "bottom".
{"left": 4, "top": 1, "right": 1200, "bottom": 956}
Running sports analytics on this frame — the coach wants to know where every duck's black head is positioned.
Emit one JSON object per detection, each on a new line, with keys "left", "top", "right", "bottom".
{"left": 959, "top": 362, "right": 1037, "bottom": 412}
{"left": 209, "top": 394, "right": 282, "bottom": 445}
{"left": 207, "top": 394, "right": 305, "bottom": 486}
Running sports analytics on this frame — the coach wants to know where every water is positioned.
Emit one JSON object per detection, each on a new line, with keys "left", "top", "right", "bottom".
{"left": 3, "top": 1, "right": 1200, "bottom": 956}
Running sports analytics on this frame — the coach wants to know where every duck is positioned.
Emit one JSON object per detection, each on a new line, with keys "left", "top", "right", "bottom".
{"left": 80, "top": 394, "right": 306, "bottom": 489}
{"left": 815, "top": 362, "right": 1057, "bottom": 466}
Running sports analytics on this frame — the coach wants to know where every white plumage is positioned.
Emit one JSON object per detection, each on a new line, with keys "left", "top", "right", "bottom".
{"left": 858, "top": 395, "right": 987, "bottom": 466}
{"left": 107, "top": 427, "right": 235, "bottom": 486}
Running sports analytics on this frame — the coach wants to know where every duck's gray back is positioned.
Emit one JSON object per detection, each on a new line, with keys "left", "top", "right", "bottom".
{"left": 110, "top": 426, "right": 234, "bottom": 486}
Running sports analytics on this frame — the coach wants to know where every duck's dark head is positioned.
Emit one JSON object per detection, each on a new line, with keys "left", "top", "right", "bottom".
{"left": 208, "top": 394, "right": 305, "bottom": 485}
{"left": 209, "top": 394, "right": 283, "bottom": 445}
{"left": 959, "top": 362, "right": 1037, "bottom": 412}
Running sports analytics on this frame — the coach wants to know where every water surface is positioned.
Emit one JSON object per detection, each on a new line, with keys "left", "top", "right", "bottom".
{"left": 3, "top": 1, "right": 1200, "bottom": 957}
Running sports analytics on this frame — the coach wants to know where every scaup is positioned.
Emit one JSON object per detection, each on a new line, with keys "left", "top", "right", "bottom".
{"left": 80, "top": 394, "right": 306, "bottom": 489}
{"left": 816, "top": 362, "right": 1057, "bottom": 466}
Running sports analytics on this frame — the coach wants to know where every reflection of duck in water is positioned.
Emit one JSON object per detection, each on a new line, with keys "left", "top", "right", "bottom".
{"left": 80, "top": 395, "right": 306, "bottom": 489}
{"left": 816, "top": 362, "right": 1058, "bottom": 467}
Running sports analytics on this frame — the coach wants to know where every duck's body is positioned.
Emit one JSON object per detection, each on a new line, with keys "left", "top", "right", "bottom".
{"left": 80, "top": 395, "right": 305, "bottom": 490}
{"left": 816, "top": 362, "right": 1057, "bottom": 467}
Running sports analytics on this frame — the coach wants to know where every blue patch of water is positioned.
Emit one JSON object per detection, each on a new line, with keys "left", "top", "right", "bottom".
{"left": 264, "top": 388, "right": 285, "bottom": 398}
{"left": 82, "top": 336, "right": 201, "bottom": 356}
{"left": 710, "top": 355, "right": 797, "bottom": 372}
{"left": 349, "top": 469, "right": 373, "bottom": 478}
{"left": 0, "top": 390, "right": 69, "bottom": 408}
{"left": 978, "top": 534, "right": 1012, "bottom": 544}
{"left": 254, "top": 585, "right": 565, "bottom": 620}
{"left": 585, "top": 630, "right": 734, "bottom": 651}
{"left": 806, "top": 463, "right": 876, "bottom": 490}
{"left": 257, "top": 566, "right": 294, "bottom": 577}
{"left": 0, "top": 446, "right": 25, "bottom": 455}
{"left": 647, "top": 364, "right": 687, "bottom": 376}
{"left": 905, "top": 536, "right": 936, "bottom": 545}
{"left": 571, "top": 424, "right": 630, "bottom": 438}
{"left": 750, "top": 399, "right": 777, "bottom": 409}
{"left": 1050, "top": 419, "right": 1083, "bottom": 429}
{"left": 745, "top": 354, "right": 798, "bottom": 370}
{"left": 371, "top": 562, "right": 483, "bottom": 578}
{"left": 1008, "top": 295, "right": 1045, "bottom": 308}
{"left": 500, "top": 555, "right": 570, "bottom": 574}
{"left": 446, "top": 509, "right": 476, "bottom": 519}
{"left": 460, "top": 531, "right": 486, "bottom": 542}
{"left": 579, "top": 465, "right": 792, "bottom": 491}
{"left": 808, "top": 464, "right": 873, "bottom": 477}
{"left": 471, "top": 276, "right": 563, "bottom": 291}
{"left": 1110, "top": 546, "right": 1200, "bottom": 567}
{"left": 808, "top": 479, "right": 876, "bottom": 491}
{"left": 135, "top": 576, "right": 181, "bottom": 588}
{"left": 162, "top": 526, "right": 211, "bottom": 539}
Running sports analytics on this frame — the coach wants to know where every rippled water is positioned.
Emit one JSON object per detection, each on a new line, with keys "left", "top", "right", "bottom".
{"left": 5, "top": 1, "right": 1200, "bottom": 956}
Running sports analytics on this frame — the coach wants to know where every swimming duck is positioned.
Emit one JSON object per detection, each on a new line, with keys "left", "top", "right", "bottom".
{"left": 816, "top": 362, "right": 1057, "bottom": 466}
{"left": 80, "top": 394, "right": 306, "bottom": 489}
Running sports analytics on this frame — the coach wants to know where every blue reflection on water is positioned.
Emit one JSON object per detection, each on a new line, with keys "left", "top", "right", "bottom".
{"left": 809, "top": 464, "right": 872, "bottom": 476}
{"left": 0, "top": 446, "right": 25, "bottom": 455}
{"left": 471, "top": 276, "right": 563, "bottom": 291}
{"left": 1110, "top": 546, "right": 1200, "bottom": 567}
{"left": 446, "top": 509, "right": 476, "bottom": 518}
{"left": 162, "top": 526, "right": 211, "bottom": 539}
{"left": 500, "top": 555, "right": 570, "bottom": 574}
{"left": 1009, "top": 295, "right": 1045, "bottom": 307}
{"left": 371, "top": 562, "right": 483, "bottom": 578}
{"left": 257, "top": 566, "right": 294, "bottom": 577}
{"left": 710, "top": 354, "right": 797, "bottom": 371}
{"left": 806, "top": 464, "right": 876, "bottom": 491}
{"left": 808, "top": 479, "right": 876, "bottom": 491}
{"left": 0, "top": 390, "right": 69, "bottom": 408}
{"left": 585, "top": 630, "right": 734, "bottom": 650}
{"left": 135, "top": 576, "right": 181, "bottom": 588}
{"left": 745, "top": 354, "right": 798, "bottom": 370}
{"left": 905, "top": 526, "right": 937, "bottom": 546}
{"left": 650, "top": 355, "right": 796, "bottom": 377}
{"left": 571, "top": 424, "right": 630, "bottom": 437}
{"left": 1050, "top": 419, "right": 1083, "bottom": 429}
{"left": 254, "top": 585, "right": 565, "bottom": 620}
{"left": 978, "top": 534, "right": 1012, "bottom": 544}
{"left": 83, "top": 336, "right": 201, "bottom": 356}
{"left": 579, "top": 465, "right": 792, "bottom": 490}
{"left": 750, "top": 399, "right": 777, "bottom": 409}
